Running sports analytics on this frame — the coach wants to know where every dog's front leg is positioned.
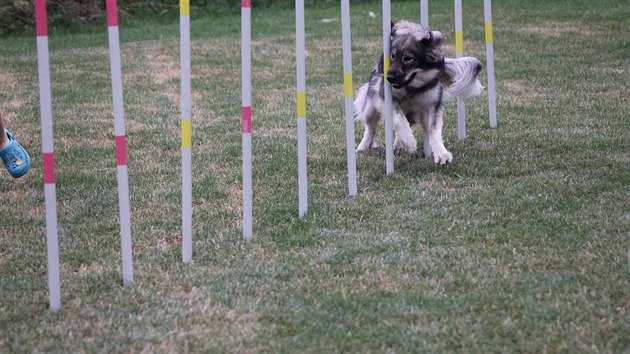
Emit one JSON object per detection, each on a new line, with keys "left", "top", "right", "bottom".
{"left": 393, "top": 105, "right": 417, "bottom": 154}
{"left": 356, "top": 109, "right": 381, "bottom": 152}
{"left": 423, "top": 106, "right": 452, "bottom": 165}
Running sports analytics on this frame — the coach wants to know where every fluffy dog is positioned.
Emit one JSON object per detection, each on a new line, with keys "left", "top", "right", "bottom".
{"left": 354, "top": 20, "right": 483, "bottom": 164}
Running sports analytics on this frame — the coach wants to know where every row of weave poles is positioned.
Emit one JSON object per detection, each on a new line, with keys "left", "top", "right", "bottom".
{"left": 35, "top": 0, "right": 496, "bottom": 310}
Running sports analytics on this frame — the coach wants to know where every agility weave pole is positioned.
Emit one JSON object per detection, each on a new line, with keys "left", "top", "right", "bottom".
{"left": 484, "top": 0, "right": 498, "bottom": 128}
{"left": 420, "top": 0, "right": 432, "bottom": 158}
{"left": 454, "top": 0, "right": 466, "bottom": 140}
{"left": 420, "top": 0, "right": 429, "bottom": 28}
{"left": 106, "top": 0, "right": 134, "bottom": 285}
{"left": 35, "top": 0, "right": 61, "bottom": 311}
{"left": 295, "top": 0, "right": 308, "bottom": 217}
{"left": 382, "top": 0, "right": 394, "bottom": 175}
{"left": 422, "top": 0, "right": 498, "bottom": 135}
{"left": 241, "top": 0, "right": 253, "bottom": 240}
{"left": 180, "top": 0, "right": 193, "bottom": 261}
{"left": 341, "top": 0, "right": 357, "bottom": 197}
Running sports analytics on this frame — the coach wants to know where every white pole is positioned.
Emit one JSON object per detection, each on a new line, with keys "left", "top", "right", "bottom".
{"left": 180, "top": 0, "right": 193, "bottom": 262}
{"left": 454, "top": 0, "right": 466, "bottom": 140}
{"left": 35, "top": 0, "right": 61, "bottom": 311}
{"left": 420, "top": 0, "right": 432, "bottom": 158}
{"left": 383, "top": 0, "right": 394, "bottom": 175}
{"left": 296, "top": 0, "right": 308, "bottom": 217}
{"left": 420, "top": 0, "right": 429, "bottom": 27}
{"left": 106, "top": 0, "right": 133, "bottom": 285}
{"left": 341, "top": 0, "right": 357, "bottom": 197}
{"left": 241, "top": 0, "right": 253, "bottom": 240}
{"left": 484, "top": 0, "right": 498, "bottom": 128}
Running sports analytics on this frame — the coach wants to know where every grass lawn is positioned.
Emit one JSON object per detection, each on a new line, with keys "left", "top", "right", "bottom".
{"left": 0, "top": 0, "right": 629, "bottom": 352}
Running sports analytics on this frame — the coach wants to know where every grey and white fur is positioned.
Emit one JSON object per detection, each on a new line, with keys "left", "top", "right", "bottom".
{"left": 354, "top": 20, "right": 483, "bottom": 165}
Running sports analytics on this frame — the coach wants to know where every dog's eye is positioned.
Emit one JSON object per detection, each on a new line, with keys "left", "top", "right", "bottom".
{"left": 390, "top": 52, "right": 396, "bottom": 60}
{"left": 402, "top": 55, "right": 414, "bottom": 63}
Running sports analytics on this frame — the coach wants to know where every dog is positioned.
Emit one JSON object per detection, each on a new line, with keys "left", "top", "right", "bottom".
{"left": 354, "top": 20, "right": 483, "bottom": 165}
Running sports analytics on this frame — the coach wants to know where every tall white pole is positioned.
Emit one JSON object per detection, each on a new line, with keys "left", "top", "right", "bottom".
{"left": 106, "top": 0, "right": 133, "bottom": 285}
{"left": 180, "top": 0, "right": 193, "bottom": 261}
{"left": 241, "top": 0, "right": 253, "bottom": 240}
{"left": 420, "top": 0, "right": 429, "bottom": 27}
{"left": 454, "top": 0, "right": 466, "bottom": 140}
{"left": 296, "top": 0, "right": 308, "bottom": 217}
{"left": 383, "top": 0, "right": 394, "bottom": 175}
{"left": 341, "top": 0, "right": 357, "bottom": 197}
{"left": 420, "top": 0, "right": 432, "bottom": 158}
{"left": 484, "top": 0, "right": 498, "bottom": 128}
{"left": 35, "top": 0, "right": 61, "bottom": 311}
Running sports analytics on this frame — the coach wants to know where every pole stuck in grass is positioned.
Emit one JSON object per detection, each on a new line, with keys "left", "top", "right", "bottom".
{"left": 382, "top": 0, "right": 394, "bottom": 175}
{"left": 35, "top": 0, "right": 61, "bottom": 311}
{"left": 180, "top": 0, "right": 193, "bottom": 262}
{"left": 484, "top": 0, "right": 498, "bottom": 128}
{"left": 295, "top": 0, "right": 308, "bottom": 217}
{"left": 340, "top": 0, "right": 357, "bottom": 197}
{"left": 241, "top": 0, "right": 253, "bottom": 240}
{"left": 420, "top": 0, "right": 432, "bottom": 158}
{"left": 454, "top": 0, "right": 466, "bottom": 140}
{"left": 105, "top": 0, "right": 134, "bottom": 285}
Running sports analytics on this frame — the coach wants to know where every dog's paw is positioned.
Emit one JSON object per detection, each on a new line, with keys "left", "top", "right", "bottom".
{"left": 433, "top": 149, "right": 453, "bottom": 165}
{"left": 356, "top": 141, "right": 379, "bottom": 152}
{"left": 393, "top": 136, "right": 418, "bottom": 154}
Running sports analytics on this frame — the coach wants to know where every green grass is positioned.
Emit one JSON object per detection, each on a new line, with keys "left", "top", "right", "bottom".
{"left": 1, "top": 0, "right": 629, "bottom": 352}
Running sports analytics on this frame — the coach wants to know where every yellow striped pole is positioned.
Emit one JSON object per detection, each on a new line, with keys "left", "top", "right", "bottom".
{"left": 296, "top": 0, "right": 308, "bottom": 217}
{"left": 180, "top": 0, "right": 193, "bottom": 260}
{"left": 484, "top": 0, "right": 498, "bottom": 128}
{"left": 383, "top": 0, "right": 394, "bottom": 175}
{"left": 341, "top": 0, "right": 357, "bottom": 196}
{"left": 454, "top": 0, "right": 466, "bottom": 140}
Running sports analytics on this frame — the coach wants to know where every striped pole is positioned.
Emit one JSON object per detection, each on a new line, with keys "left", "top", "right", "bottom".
{"left": 454, "top": 0, "right": 466, "bottom": 140}
{"left": 383, "top": 0, "right": 394, "bottom": 175}
{"left": 420, "top": 0, "right": 432, "bottom": 158}
{"left": 420, "top": 0, "right": 429, "bottom": 27}
{"left": 484, "top": 0, "right": 498, "bottom": 128}
{"left": 295, "top": 0, "right": 308, "bottom": 217}
{"left": 340, "top": 0, "right": 357, "bottom": 197}
{"left": 180, "top": 0, "right": 193, "bottom": 262}
{"left": 35, "top": 0, "right": 61, "bottom": 311}
{"left": 241, "top": 0, "right": 253, "bottom": 239}
{"left": 106, "top": 0, "right": 133, "bottom": 285}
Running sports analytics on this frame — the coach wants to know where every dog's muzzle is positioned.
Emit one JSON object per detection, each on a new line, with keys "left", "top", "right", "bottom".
{"left": 387, "top": 72, "right": 417, "bottom": 89}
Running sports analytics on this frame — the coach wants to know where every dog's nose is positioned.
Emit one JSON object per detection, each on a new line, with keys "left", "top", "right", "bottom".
{"left": 386, "top": 72, "right": 399, "bottom": 83}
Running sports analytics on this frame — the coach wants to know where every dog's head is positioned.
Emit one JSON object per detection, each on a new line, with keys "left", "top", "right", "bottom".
{"left": 387, "top": 21, "right": 445, "bottom": 89}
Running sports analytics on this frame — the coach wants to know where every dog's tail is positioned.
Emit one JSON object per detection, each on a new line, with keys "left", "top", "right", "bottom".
{"left": 353, "top": 82, "right": 370, "bottom": 121}
{"left": 442, "top": 57, "right": 483, "bottom": 101}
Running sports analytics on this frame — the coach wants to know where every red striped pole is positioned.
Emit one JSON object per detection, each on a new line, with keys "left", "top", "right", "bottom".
{"left": 105, "top": 0, "right": 134, "bottom": 284}
{"left": 35, "top": 0, "right": 61, "bottom": 311}
{"left": 241, "top": 0, "right": 253, "bottom": 239}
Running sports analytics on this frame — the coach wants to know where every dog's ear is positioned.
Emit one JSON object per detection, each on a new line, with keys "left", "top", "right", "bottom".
{"left": 390, "top": 21, "right": 396, "bottom": 37}
{"left": 422, "top": 30, "right": 443, "bottom": 47}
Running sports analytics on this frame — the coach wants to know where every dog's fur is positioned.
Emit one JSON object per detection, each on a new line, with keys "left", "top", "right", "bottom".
{"left": 354, "top": 20, "right": 483, "bottom": 164}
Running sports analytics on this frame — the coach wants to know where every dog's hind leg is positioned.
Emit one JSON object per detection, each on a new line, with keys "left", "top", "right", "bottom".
{"left": 393, "top": 105, "right": 417, "bottom": 154}
{"left": 422, "top": 106, "right": 452, "bottom": 165}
